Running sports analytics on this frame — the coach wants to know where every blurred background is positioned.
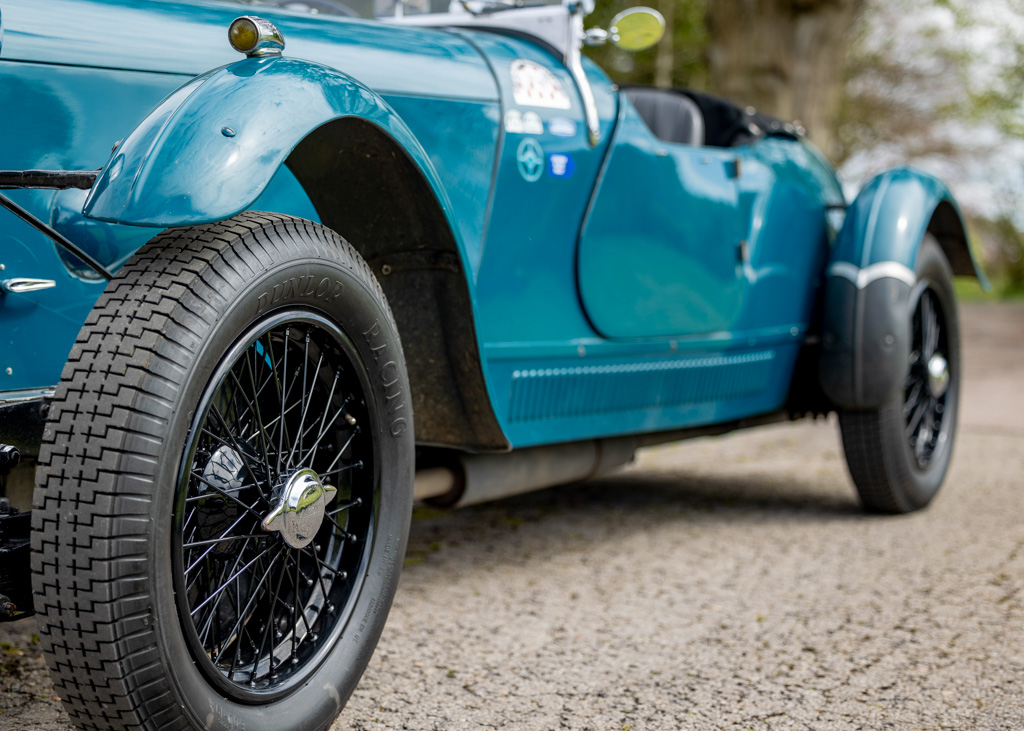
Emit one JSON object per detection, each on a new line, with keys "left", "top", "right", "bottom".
{"left": 584, "top": 0, "right": 1024, "bottom": 300}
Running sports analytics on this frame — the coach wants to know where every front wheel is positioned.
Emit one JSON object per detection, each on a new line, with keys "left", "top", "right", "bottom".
{"left": 33, "top": 212, "right": 413, "bottom": 731}
{"left": 839, "top": 235, "right": 960, "bottom": 513}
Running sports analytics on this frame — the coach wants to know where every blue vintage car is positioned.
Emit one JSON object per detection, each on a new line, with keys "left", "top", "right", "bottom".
{"left": 0, "top": 0, "right": 983, "bottom": 729}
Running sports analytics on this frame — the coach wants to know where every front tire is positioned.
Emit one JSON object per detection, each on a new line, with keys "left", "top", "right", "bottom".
{"left": 32, "top": 212, "right": 413, "bottom": 730}
{"left": 839, "top": 235, "right": 960, "bottom": 513}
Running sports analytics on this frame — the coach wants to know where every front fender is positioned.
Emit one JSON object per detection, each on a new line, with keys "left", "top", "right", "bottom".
{"left": 820, "top": 167, "right": 983, "bottom": 410}
{"left": 84, "top": 56, "right": 454, "bottom": 229}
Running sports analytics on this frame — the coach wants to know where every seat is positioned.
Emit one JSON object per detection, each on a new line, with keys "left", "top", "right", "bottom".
{"left": 623, "top": 87, "right": 705, "bottom": 146}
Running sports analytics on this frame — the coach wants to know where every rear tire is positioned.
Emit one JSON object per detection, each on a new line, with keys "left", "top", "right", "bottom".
{"left": 32, "top": 212, "right": 413, "bottom": 730}
{"left": 839, "top": 235, "right": 960, "bottom": 513}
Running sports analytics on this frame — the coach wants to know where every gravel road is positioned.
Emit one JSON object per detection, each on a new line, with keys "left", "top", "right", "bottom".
{"left": 2, "top": 302, "right": 1022, "bottom": 731}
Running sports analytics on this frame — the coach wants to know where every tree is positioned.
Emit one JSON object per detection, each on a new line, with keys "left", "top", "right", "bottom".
{"left": 706, "top": 0, "right": 867, "bottom": 156}
{"left": 837, "top": 0, "right": 1024, "bottom": 291}
{"left": 587, "top": 0, "right": 868, "bottom": 156}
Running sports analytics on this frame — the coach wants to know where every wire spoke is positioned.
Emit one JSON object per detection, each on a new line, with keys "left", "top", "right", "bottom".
{"left": 295, "top": 409, "right": 353, "bottom": 472}
{"left": 195, "top": 543, "right": 253, "bottom": 645}
{"left": 183, "top": 533, "right": 267, "bottom": 549}
{"left": 184, "top": 504, "right": 262, "bottom": 577}
{"left": 915, "top": 406, "right": 935, "bottom": 461}
{"left": 291, "top": 548, "right": 301, "bottom": 658}
{"left": 905, "top": 395, "right": 930, "bottom": 439}
{"left": 189, "top": 471, "right": 265, "bottom": 520}
{"left": 191, "top": 544, "right": 278, "bottom": 618}
{"left": 286, "top": 346, "right": 323, "bottom": 469}
{"left": 903, "top": 381, "right": 923, "bottom": 418}
{"left": 231, "top": 341, "right": 277, "bottom": 428}
{"left": 296, "top": 545, "right": 333, "bottom": 609}
{"left": 276, "top": 328, "right": 292, "bottom": 475}
{"left": 296, "top": 544, "right": 347, "bottom": 580}
{"left": 251, "top": 551, "right": 291, "bottom": 683}
{"left": 214, "top": 549, "right": 285, "bottom": 667}
{"left": 210, "top": 405, "right": 268, "bottom": 499}
{"left": 921, "top": 292, "right": 937, "bottom": 359}
{"left": 319, "top": 461, "right": 364, "bottom": 480}
{"left": 232, "top": 364, "right": 275, "bottom": 491}
{"left": 320, "top": 426, "right": 361, "bottom": 475}
{"left": 311, "top": 372, "right": 341, "bottom": 448}
{"left": 186, "top": 484, "right": 253, "bottom": 504}
{"left": 327, "top": 498, "right": 363, "bottom": 517}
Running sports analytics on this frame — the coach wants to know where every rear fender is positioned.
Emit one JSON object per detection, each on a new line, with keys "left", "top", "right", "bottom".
{"left": 820, "top": 167, "right": 983, "bottom": 410}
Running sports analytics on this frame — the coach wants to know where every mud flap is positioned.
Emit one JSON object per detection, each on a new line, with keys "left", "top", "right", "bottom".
{"left": 820, "top": 265, "right": 913, "bottom": 410}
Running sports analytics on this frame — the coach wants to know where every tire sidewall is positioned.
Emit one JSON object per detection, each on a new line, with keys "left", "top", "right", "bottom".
{"left": 147, "top": 229, "right": 412, "bottom": 730}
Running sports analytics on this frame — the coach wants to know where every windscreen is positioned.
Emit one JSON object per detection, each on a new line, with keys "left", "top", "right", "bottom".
{"left": 232, "top": 0, "right": 562, "bottom": 20}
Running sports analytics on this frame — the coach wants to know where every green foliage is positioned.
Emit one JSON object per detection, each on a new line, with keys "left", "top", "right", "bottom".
{"left": 584, "top": 0, "right": 709, "bottom": 89}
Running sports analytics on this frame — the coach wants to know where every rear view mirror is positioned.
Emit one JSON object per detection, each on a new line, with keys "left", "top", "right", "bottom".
{"left": 609, "top": 7, "right": 665, "bottom": 52}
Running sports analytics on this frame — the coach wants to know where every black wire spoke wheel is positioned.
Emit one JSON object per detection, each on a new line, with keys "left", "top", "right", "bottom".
{"left": 175, "top": 311, "right": 375, "bottom": 700}
{"left": 903, "top": 284, "right": 952, "bottom": 468}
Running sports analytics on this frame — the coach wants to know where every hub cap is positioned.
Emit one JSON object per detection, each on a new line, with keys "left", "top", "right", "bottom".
{"left": 927, "top": 354, "right": 950, "bottom": 398}
{"left": 263, "top": 468, "right": 337, "bottom": 549}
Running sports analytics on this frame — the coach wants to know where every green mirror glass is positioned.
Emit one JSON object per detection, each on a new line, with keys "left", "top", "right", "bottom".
{"left": 610, "top": 7, "right": 666, "bottom": 52}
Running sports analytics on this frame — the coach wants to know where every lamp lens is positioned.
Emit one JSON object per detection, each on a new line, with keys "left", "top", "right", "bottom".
{"left": 229, "top": 18, "right": 259, "bottom": 53}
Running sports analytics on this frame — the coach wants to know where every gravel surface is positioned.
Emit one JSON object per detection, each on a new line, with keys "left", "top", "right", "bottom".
{"left": 2, "top": 302, "right": 1022, "bottom": 731}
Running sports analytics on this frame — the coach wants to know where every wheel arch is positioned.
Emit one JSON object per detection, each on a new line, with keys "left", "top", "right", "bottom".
{"left": 82, "top": 55, "right": 509, "bottom": 452}
{"left": 284, "top": 117, "right": 509, "bottom": 452}
{"left": 927, "top": 198, "right": 979, "bottom": 281}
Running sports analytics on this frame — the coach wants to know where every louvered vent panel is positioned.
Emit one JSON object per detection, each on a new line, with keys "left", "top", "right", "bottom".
{"left": 508, "top": 351, "right": 776, "bottom": 422}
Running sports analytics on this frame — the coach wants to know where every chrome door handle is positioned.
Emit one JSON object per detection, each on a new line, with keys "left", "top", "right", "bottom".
{"left": 1, "top": 278, "right": 57, "bottom": 294}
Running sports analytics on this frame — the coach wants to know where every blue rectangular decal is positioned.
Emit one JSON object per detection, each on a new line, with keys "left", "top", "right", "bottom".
{"left": 548, "top": 153, "right": 575, "bottom": 179}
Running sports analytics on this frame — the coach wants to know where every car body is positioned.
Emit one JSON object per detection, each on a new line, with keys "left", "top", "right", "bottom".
{"left": 0, "top": 1, "right": 983, "bottom": 729}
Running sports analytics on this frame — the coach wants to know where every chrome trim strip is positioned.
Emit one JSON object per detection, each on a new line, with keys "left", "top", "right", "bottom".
{"left": 566, "top": 10, "right": 601, "bottom": 146}
{"left": 2, "top": 278, "right": 56, "bottom": 294}
{"left": 828, "top": 261, "right": 916, "bottom": 289}
{"left": 0, "top": 389, "right": 56, "bottom": 405}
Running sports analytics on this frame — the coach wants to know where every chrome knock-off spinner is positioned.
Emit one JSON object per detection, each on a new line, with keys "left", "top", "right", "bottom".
{"left": 927, "top": 354, "right": 950, "bottom": 398}
{"left": 262, "top": 468, "right": 337, "bottom": 549}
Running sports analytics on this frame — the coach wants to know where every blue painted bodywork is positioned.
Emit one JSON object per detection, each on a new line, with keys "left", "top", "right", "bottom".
{"left": 579, "top": 106, "right": 841, "bottom": 340}
{"left": 0, "top": 0, "right": 982, "bottom": 451}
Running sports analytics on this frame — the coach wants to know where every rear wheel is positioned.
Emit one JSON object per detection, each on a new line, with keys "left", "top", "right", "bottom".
{"left": 33, "top": 212, "right": 413, "bottom": 730}
{"left": 839, "top": 236, "right": 960, "bottom": 513}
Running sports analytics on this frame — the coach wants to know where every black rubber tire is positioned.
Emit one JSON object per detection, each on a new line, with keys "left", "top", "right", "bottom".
{"left": 32, "top": 212, "right": 413, "bottom": 731}
{"left": 839, "top": 235, "right": 960, "bottom": 513}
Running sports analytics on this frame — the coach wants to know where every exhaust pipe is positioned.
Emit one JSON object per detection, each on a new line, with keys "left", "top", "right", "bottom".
{"left": 413, "top": 437, "right": 637, "bottom": 508}
{"left": 411, "top": 411, "right": 794, "bottom": 508}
